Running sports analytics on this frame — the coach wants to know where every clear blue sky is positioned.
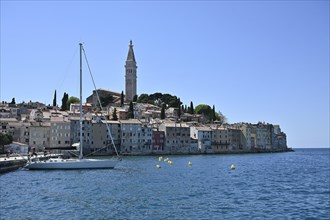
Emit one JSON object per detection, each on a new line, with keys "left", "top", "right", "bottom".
{"left": 1, "top": 1, "right": 329, "bottom": 148}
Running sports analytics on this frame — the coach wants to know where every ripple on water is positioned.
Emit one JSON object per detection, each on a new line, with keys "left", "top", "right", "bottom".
{"left": 0, "top": 149, "right": 329, "bottom": 219}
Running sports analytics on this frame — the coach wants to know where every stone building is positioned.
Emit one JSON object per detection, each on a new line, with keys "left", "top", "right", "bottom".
{"left": 29, "top": 122, "right": 50, "bottom": 152}
{"left": 120, "top": 119, "right": 152, "bottom": 154}
{"left": 90, "top": 120, "right": 121, "bottom": 155}
{"left": 159, "top": 121, "right": 197, "bottom": 154}
{"left": 191, "top": 126, "right": 213, "bottom": 153}
{"left": 49, "top": 116, "right": 71, "bottom": 149}
{"left": 125, "top": 40, "right": 137, "bottom": 102}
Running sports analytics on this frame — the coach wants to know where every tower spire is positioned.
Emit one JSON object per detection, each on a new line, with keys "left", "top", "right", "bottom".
{"left": 125, "top": 40, "right": 137, "bottom": 102}
{"left": 126, "top": 40, "right": 136, "bottom": 62}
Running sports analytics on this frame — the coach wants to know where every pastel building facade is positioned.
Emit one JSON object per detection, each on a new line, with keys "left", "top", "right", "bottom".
{"left": 159, "top": 122, "right": 198, "bottom": 154}
{"left": 90, "top": 120, "right": 121, "bottom": 154}
{"left": 120, "top": 119, "right": 152, "bottom": 154}
{"left": 50, "top": 116, "right": 71, "bottom": 149}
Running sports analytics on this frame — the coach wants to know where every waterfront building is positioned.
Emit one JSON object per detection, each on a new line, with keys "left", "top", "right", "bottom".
{"left": 120, "top": 119, "right": 152, "bottom": 154}
{"left": 272, "top": 125, "right": 287, "bottom": 149}
{"left": 190, "top": 126, "right": 213, "bottom": 153}
{"left": 255, "top": 123, "right": 272, "bottom": 150}
{"left": 12, "top": 121, "right": 30, "bottom": 145}
{"left": 125, "top": 40, "right": 137, "bottom": 102}
{"left": 152, "top": 130, "right": 165, "bottom": 152}
{"left": 159, "top": 121, "right": 196, "bottom": 154}
{"left": 236, "top": 123, "right": 254, "bottom": 150}
{"left": 211, "top": 125, "right": 230, "bottom": 152}
{"left": 70, "top": 116, "right": 92, "bottom": 153}
{"left": 29, "top": 122, "right": 50, "bottom": 152}
{"left": 49, "top": 116, "right": 71, "bottom": 150}
{"left": 228, "top": 127, "right": 243, "bottom": 150}
{"left": 90, "top": 119, "right": 121, "bottom": 155}
{"left": 273, "top": 132, "right": 287, "bottom": 149}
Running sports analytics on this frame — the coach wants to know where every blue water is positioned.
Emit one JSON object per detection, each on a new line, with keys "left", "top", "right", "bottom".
{"left": 1, "top": 148, "right": 329, "bottom": 220}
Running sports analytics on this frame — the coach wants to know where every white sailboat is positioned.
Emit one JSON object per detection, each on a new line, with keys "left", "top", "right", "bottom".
{"left": 25, "top": 43, "right": 121, "bottom": 170}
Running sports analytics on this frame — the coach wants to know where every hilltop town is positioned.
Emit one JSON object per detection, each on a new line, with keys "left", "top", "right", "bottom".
{"left": 0, "top": 41, "right": 291, "bottom": 156}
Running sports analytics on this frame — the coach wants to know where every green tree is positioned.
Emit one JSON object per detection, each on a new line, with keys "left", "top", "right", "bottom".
{"left": 121, "top": 91, "right": 124, "bottom": 106}
{"left": 10, "top": 98, "right": 16, "bottom": 105}
{"left": 137, "top": 93, "right": 150, "bottom": 104}
{"left": 67, "top": 96, "right": 80, "bottom": 110}
{"left": 53, "top": 90, "right": 57, "bottom": 107}
{"left": 133, "top": 95, "right": 138, "bottom": 102}
{"left": 137, "top": 93, "right": 182, "bottom": 107}
{"left": 189, "top": 101, "right": 194, "bottom": 114}
{"left": 128, "top": 101, "right": 134, "bottom": 119}
{"left": 195, "top": 104, "right": 213, "bottom": 121}
{"left": 161, "top": 104, "right": 166, "bottom": 119}
{"left": 0, "top": 133, "right": 13, "bottom": 146}
{"left": 0, "top": 133, "right": 13, "bottom": 154}
{"left": 216, "top": 111, "right": 228, "bottom": 124}
{"left": 61, "top": 92, "right": 69, "bottom": 111}
{"left": 112, "top": 108, "right": 118, "bottom": 120}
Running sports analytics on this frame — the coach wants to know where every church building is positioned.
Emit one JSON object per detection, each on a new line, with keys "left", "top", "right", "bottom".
{"left": 125, "top": 40, "right": 137, "bottom": 102}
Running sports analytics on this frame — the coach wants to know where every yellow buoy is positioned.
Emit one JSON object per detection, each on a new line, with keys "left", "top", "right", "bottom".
{"left": 164, "top": 158, "right": 169, "bottom": 162}
{"left": 231, "top": 164, "right": 235, "bottom": 170}
{"left": 156, "top": 165, "right": 161, "bottom": 168}
{"left": 168, "top": 160, "right": 173, "bottom": 165}
{"left": 188, "top": 161, "right": 192, "bottom": 166}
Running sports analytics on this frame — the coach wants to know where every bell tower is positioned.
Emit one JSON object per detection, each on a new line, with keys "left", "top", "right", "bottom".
{"left": 125, "top": 40, "right": 137, "bottom": 102}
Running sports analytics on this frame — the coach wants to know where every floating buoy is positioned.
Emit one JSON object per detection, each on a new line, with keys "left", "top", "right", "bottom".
{"left": 164, "top": 158, "right": 169, "bottom": 162}
{"left": 158, "top": 156, "right": 163, "bottom": 162}
{"left": 188, "top": 161, "right": 192, "bottom": 166}
{"left": 156, "top": 165, "right": 161, "bottom": 168}
{"left": 168, "top": 160, "right": 173, "bottom": 165}
{"left": 231, "top": 164, "right": 235, "bottom": 170}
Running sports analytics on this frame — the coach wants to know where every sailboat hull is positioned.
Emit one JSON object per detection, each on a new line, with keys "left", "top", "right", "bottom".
{"left": 25, "top": 158, "right": 118, "bottom": 170}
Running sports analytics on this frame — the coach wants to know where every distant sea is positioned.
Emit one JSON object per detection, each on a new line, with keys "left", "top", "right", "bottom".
{"left": 1, "top": 148, "right": 329, "bottom": 220}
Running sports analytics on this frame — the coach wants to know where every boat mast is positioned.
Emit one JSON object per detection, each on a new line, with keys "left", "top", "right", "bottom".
{"left": 79, "top": 43, "right": 83, "bottom": 160}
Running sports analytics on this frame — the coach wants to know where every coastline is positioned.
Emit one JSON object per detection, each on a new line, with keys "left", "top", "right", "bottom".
{"left": 0, "top": 148, "right": 294, "bottom": 173}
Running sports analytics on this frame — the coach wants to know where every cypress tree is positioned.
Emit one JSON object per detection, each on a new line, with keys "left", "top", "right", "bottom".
{"left": 53, "top": 90, "right": 57, "bottom": 107}
{"left": 112, "top": 108, "right": 118, "bottom": 120}
{"left": 121, "top": 91, "right": 124, "bottom": 106}
{"left": 189, "top": 101, "right": 194, "bottom": 114}
{"left": 178, "top": 104, "right": 181, "bottom": 118}
{"left": 133, "top": 95, "right": 138, "bottom": 102}
{"left": 212, "top": 105, "right": 216, "bottom": 122}
{"left": 61, "top": 92, "right": 69, "bottom": 111}
{"left": 161, "top": 104, "right": 166, "bottom": 119}
{"left": 128, "top": 101, "right": 134, "bottom": 119}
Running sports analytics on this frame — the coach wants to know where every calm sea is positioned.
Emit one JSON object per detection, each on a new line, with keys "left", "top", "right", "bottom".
{"left": 1, "top": 148, "right": 329, "bottom": 220}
